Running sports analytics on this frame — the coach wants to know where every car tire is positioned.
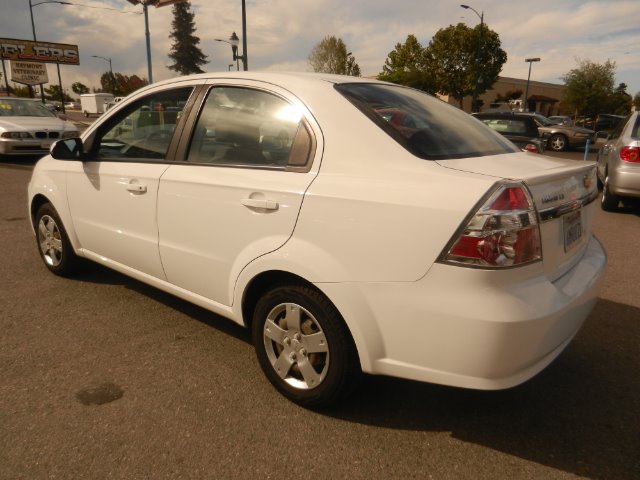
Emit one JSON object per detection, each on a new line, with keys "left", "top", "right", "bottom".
{"left": 548, "top": 133, "right": 568, "bottom": 152}
{"left": 601, "top": 174, "right": 620, "bottom": 212}
{"left": 252, "top": 284, "right": 360, "bottom": 408}
{"left": 35, "top": 202, "right": 82, "bottom": 276}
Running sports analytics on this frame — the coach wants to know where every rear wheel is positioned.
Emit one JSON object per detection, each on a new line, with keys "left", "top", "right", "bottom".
{"left": 601, "top": 174, "right": 620, "bottom": 211}
{"left": 252, "top": 285, "right": 360, "bottom": 408}
{"left": 35, "top": 202, "right": 82, "bottom": 276}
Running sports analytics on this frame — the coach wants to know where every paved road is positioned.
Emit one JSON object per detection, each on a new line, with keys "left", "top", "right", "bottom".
{"left": 0, "top": 158, "right": 638, "bottom": 479}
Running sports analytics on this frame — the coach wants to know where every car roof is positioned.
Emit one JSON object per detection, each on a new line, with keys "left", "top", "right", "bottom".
{"left": 137, "top": 71, "right": 386, "bottom": 98}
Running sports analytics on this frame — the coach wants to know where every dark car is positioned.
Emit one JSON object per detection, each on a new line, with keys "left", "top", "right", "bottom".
{"left": 475, "top": 111, "right": 594, "bottom": 152}
{"left": 594, "top": 114, "right": 626, "bottom": 134}
{"left": 473, "top": 112, "right": 547, "bottom": 153}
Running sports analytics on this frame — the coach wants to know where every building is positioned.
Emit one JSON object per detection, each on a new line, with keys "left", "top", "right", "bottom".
{"left": 439, "top": 76, "right": 567, "bottom": 115}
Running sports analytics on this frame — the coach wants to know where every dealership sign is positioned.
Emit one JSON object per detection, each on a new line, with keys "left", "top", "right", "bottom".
{"left": 10, "top": 61, "right": 49, "bottom": 86}
{"left": 0, "top": 38, "right": 79, "bottom": 65}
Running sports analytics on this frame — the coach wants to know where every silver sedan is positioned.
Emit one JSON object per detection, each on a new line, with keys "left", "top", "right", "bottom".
{"left": 596, "top": 112, "right": 640, "bottom": 211}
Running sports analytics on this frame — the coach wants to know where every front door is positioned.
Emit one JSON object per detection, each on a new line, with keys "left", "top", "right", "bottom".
{"left": 66, "top": 86, "right": 195, "bottom": 279}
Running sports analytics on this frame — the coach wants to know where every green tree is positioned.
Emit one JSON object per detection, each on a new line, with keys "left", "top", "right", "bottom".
{"left": 308, "top": 36, "right": 361, "bottom": 76}
{"left": 378, "top": 35, "right": 435, "bottom": 93}
{"left": 608, "top": 83, "right": 632, "bottom": 115}
{"left": 424, "top": 23, "right": 507, "bottom": 109}
{"left": 562, "top": 59, "right": 616, "bottom": 118}
{"left": 99, "top": 71, "right": 117, "bottom": 94}
{"left": 71, "top": 82, "right": 89, "bottom": 95}
{"left": 44, "top": 84, "right": 72, "bottom": 102}
{"left": 100, "top": 72, "right": 148, "bottom": 96}
{"left": 167, "top": 0, "right": 208, "bottom": 75}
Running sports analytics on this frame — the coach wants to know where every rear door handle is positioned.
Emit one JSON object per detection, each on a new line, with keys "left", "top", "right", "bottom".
{"left": 241, "top": 198, "right": 279, "bottom": 210}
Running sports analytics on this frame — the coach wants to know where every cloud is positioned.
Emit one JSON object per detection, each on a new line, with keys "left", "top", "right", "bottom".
{"left": 1, "top": 0, "right": 639, "bottom": 96}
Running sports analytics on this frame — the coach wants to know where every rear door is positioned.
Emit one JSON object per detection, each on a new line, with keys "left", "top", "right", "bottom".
{"left": 157, "top": 81, "right": 321, "bottom": 306}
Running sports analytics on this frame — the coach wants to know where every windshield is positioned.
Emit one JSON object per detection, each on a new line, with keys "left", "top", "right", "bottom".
{"left": 532, "top": 114, "right": 554, "bottom": 126}
{"left": 335, "top": 83, "right": 518, "bottom": 160}
{"left": 0, "top": 98, "right": 57, "bottom": 118}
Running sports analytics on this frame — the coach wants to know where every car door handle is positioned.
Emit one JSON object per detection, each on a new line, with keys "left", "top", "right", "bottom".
{"left": 241, "top": 198, "right": 279, "bottom": 210}
{"left": 126, "top": 183, "right": 147, "bottom": 193}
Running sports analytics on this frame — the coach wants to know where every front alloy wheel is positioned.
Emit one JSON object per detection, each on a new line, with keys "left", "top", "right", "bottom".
{"left": 549, "top": 133, "right": 568, "bottom": 152}
{"left": 252, "top": 285, "right": 359, "bottom": 407}
{"left": 35, "top": 202, "right": 81, "bottom": 276}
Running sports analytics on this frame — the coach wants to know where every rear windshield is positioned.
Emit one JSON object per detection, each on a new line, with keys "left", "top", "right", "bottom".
{"left": 335, "top": 83, "right": 518, "bottom": 160}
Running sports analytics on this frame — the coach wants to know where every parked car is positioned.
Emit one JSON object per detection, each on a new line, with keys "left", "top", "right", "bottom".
{"left": 64, "top": 101, "right": 80, "bottom": 110}
{"left": 105, "top": 96, "right": 126, "bottom": 111}
{"left": 473, "top": 112, "right": 548, "bottom": 153}
{"left": 548, "top": 115, "right": 573, "bottom": 126}
{"left": 596, "top": 112, "right": 640, "bottom": 211}
{"left": 28, "top": 72, "right": 606, "bottom": 407}
{"left": 478, "top": 111, "right": 594, "bottom": 152}
{"left": 594, "top": 114, "right": 626, "bottom": 134}
{"left": 0, "top": 97, "right": 79, "bottom": 156}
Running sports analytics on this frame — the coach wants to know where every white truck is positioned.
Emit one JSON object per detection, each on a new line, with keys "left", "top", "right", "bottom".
{"left": 80, "top": 93, "right": 114, "bottom": 117}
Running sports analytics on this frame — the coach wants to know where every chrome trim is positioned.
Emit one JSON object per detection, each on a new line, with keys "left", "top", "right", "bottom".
{"left": 538, "top": 189, "right": 598, "bottom": 222}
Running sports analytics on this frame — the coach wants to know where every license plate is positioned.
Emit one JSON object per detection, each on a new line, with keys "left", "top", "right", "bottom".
{"left": 40, "top": 141, "right": 53, "bottom": 149}
{"left": 563, "top": 209, "right": 583, "bottom": 252}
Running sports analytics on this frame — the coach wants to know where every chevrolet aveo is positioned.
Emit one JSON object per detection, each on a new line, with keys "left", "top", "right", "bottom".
{"left": 28, "top": 73, "right": 606, "bottom": 407}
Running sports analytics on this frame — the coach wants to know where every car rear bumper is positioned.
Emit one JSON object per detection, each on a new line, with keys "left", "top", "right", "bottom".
{"left": 610, "top": 167, "right": 640, "bottom": 197}
{"left": 318, "top": 234, "right": 606, "bottom": 390}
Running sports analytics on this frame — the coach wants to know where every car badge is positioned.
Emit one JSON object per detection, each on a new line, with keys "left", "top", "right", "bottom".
{"left": 583, "top": 174, "right": 594, "bottom": 189}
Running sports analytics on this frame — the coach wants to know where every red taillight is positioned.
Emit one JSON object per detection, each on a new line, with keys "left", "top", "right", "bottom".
{"left": 523, "top": 143, "right": 539, "bottom": 153}
{"left": 443, "top": 182, "right": 542, "bottom": 268}
{"left": 620, "top": 146, "right": 640, "bottom": 162}
{"left": 490, "top": 186, "right": 532, "bottom": 211}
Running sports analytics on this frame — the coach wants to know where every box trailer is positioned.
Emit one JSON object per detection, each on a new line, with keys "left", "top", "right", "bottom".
{"left": 80, "top": 93, "right": 114, "bottom": 117}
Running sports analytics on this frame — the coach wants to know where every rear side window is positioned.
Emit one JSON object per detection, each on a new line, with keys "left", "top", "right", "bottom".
{"left": 481, "top": 118, "right": 528, "bottom": 134}
{"left": 187, "top": 86, "right": 312, "bottom": 169}
{"left": 335, "top": 83, "right": 518, "bottom": 160}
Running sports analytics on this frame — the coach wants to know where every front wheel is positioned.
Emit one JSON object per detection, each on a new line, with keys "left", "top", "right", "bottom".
{"left": 252, "top": 285, "right": 360, "bottom": 408}
{"left": 35, "top": 202, "right": 82, "bottom": 276}
{"left": 548, "top": 133, "right": 568, "bottom": 152}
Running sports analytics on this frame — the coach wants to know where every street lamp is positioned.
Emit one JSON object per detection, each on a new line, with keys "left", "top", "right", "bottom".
{"left": 460, "top": 4, "right": 484, "bottom": 112}
{"left": 126, "top": 0, "right": 187, "bottom": 84}
{"left": 523, "top": 57, "right": 541, "bottom": 112}
{"left": 92, "top": 55, "right": 114, "bottom": 93}
{"left": 29, "top": 0, "right": 73, "bottom": 111}
{"left": 215, "top": 33, "right": 247, "bottom": 71}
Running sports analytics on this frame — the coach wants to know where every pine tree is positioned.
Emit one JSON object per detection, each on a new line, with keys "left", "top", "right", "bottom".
{"left": 168, "top": 1, "right": 208, "bottom": 75}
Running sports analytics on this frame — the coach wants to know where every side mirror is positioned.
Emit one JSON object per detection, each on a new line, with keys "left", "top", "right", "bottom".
{"left": 50, "top": 137, "right": 83, "bottom": 160}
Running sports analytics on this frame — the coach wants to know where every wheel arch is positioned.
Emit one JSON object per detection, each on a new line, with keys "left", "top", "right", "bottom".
{"left": 240, "top": 270, "right": 372, "bottom": 372}
{"left": 30, "top": 193, "right": 51, "bottom": 229}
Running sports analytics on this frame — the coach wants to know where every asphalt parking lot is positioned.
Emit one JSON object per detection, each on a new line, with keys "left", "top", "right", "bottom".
{"left": 1, "top": 151, "right": 639, "bottom": 479}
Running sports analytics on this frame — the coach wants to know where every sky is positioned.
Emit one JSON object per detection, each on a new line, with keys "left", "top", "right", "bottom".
{"left": 1, "top": 0, "right": 639, "bottom": 98}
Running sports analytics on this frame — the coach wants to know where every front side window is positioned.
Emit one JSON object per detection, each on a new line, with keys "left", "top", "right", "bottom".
{"left": 187, "top": 86, "right": 310, "bottom": 168}
{"left": 96, "top": 87, "right": 193, "bottom": 160}
{"left": 335, "top": 83, "right": 518, "bottom": 160}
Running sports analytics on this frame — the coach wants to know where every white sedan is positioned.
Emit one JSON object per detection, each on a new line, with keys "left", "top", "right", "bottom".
{"left": 28, "top": 72, "right": 606, "bottom": 407}
{"left": 0, "top": 97, "right": 78, "bottom": 156}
